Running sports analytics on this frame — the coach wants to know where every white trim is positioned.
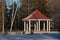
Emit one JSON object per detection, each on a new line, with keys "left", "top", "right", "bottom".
{"left": 23, "top": 19, "right": 52, "bottom": 21}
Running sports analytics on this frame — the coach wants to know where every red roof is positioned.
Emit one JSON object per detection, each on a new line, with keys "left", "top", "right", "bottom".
{"left": 23, "top": 9, "right": 50, "bottom": 20}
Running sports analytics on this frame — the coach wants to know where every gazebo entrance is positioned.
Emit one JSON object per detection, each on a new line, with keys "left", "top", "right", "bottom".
{"left": 23, "top": 9, "right": 51, "bottom": 34}
{"left": 30, "top": 21, "right": 47, "bottom": 31}
{"left": 23, "top": 20, "right": 51, "bottom": 32}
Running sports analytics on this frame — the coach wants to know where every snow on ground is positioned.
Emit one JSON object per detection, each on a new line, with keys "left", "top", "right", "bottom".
{"left": 0, "top": 34, "right": 60, "bottom": 40}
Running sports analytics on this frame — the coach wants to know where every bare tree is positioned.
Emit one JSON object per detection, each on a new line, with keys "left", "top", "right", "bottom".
{"left": 2, "top": 0, "right": 5, "bottom": 32}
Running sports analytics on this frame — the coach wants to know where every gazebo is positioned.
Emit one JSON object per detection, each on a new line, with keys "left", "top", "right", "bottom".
{"left": 22, "top": 9, "right": 52, "bottom": 33}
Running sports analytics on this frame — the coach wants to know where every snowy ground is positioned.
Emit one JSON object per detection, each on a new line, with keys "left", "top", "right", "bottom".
{"left": 0, "top": 33, "right": 60, "bottom": 40}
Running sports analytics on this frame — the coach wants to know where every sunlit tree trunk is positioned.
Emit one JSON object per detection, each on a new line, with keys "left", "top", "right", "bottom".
{"left": 10, "top": 0, "right": 18, "bottom": 32}
{"left": 10, "top": 7, "right": 18, "bottom": 32}
{"left": 2, "top": 0, "right": 5, "bottom": 33}
{"left": 10, "top": 0, "right": 14, "bottom": 32}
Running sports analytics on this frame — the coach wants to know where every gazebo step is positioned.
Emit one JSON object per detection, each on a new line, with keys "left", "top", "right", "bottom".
{"left": 24, "top": 31, "right": 59, "bottom": 34}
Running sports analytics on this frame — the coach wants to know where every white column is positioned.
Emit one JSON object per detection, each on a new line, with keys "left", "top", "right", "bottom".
{"left": 49, "top": 21, "right": 50, "bottom": 32}
{"left": 37, "top": 22, "right": 39, "bottom": 31}
{"left": 34, "top": 23, "right": 36, "bottom": 31}
{"left": 47, "top": 20, "right": 49, "bottom": 32}
{"left": 29, "top": 20, "right": 31, "bottom": 32}
{"left": 27, "top": 23, "right": 28, "bottom": 31}
{"left": 39, "top": 20, "right": 40, "bottom": 31}
{"left": 24, "top": 21, "right": 26, "bottom": 31}
{"left": 43, "top": 22, "right": 45, "bottom": 31}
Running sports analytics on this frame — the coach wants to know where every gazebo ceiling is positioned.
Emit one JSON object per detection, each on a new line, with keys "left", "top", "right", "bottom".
{"left": 23, "top": 9, "right": 51, "bottom": 21}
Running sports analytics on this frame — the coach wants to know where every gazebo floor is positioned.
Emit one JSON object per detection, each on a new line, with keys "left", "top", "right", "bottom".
{"left": 25, "top": 31, "right": 59, "bottom": 34}
{"left": 0, "top": 31, "right": 59, "bottom": 35}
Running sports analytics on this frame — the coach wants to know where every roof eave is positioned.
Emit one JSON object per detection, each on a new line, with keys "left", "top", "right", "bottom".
{"left": 22, "top": 19, "right": 52, "bottom": 21}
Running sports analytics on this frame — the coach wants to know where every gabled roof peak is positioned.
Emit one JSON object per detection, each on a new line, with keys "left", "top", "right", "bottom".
{"left": 23, "top": 9, "right": 51, "bottom": 20}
